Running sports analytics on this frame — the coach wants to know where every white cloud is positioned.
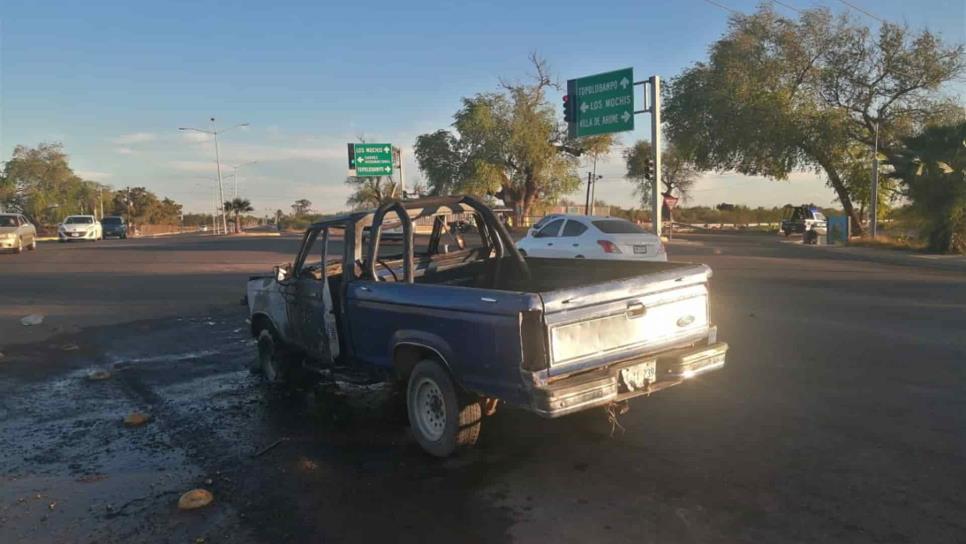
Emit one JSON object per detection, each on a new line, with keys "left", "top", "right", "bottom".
{"left": 115, "top": 147, "right": 136, "bottom": 155}
{"left": 110, "top": 132, "right": 157, "bottom": 145}
{"left": 169, "top": 160, "right": 218, "bottom": 174}
{"left": 180, "top": 131, "right": 212, "bottom": 143}
{"left": 76, "top": 170, "right": 113, "bottom": 181}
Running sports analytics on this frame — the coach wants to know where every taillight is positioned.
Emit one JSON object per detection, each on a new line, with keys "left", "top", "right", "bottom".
{"left": 520, "top": 310, "right": 548, "bottom": 371}
{"left": 597, "top": 240, "right": 622, "bottom": 253}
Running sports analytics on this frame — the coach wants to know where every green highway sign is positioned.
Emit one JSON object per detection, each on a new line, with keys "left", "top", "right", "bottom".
{"left": 348, "top": 143, "right": 394, "bottom": 177}
{"left": 567, "top": 67, "right": 634, "bottom": 137}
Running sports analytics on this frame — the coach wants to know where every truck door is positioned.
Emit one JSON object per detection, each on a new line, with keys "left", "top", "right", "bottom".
{"left": 290, "top": 226, "right": 342, "bottom": 363}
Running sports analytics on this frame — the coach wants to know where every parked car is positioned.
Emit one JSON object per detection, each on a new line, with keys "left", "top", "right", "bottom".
{"left": 101, "top": 216, "right": 128, "bottom": 239}
{"left": 516, "top": 215, "right": 667, "bottom": 261}
{"left": 0, "top": 213, "right": 38, "bottom": 254}
{"left": 781, "top": 205, "right": 827, "bottom": 237}
{"left": 527, "top": 213, "right": 564, "bottom": 237}
{"left": 247, "top": 196, "right": 726, "bottom": 457}
{"left": 58, "top": 215, "right": 102, "bottom": 242}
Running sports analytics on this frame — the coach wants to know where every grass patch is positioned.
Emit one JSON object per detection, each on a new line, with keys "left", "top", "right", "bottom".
{"left": 849, "top": 235, "right": 927, "bottom": 252}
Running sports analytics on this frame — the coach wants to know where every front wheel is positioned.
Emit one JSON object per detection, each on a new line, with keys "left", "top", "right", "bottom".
{"left": 407, "top": 360, "right": 481, "bottom": 457}
{"left": 14, "top": 237, "right": 23, "bottom": 254}
{"left": 257, "top": 329, "right": 291, "bottom": 383}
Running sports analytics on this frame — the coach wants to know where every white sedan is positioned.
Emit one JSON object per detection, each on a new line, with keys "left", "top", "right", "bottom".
{"left": 516, "top": 215, "right": 667, "bottom": 261}
{"left": 58, "top": 215, "right": 103, "bottom": 242}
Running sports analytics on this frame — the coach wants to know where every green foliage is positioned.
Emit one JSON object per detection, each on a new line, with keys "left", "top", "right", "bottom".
{"left": 0, "top": 143, "right": 110, "bottom": 223}
{"left": 344, "top": 175, "right": 399, "bottom": 210}
{"left": 291, "top": 199, "right": 312, "bottom": 216}
{"left": 112, "top": 187, "right": 182, "bottom": 226}
{"left": 624, "top": 140, "right": 699, "bottom": 207}
{"left": 887, "top": 121, "right": 966, "bottom": 253}
{"left": 224, "top": 197, "right": 254, "bottom": 233}
{"left": 413, "top": 130, "right": 465, "bottom": 196}
{"left": 664, "top": 5, "right": 965, "bottom": 234}
{"left": 413, "top": 56, "right": 592, "bottom": 223}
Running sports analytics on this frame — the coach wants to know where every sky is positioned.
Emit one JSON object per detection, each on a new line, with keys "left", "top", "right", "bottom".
{"left": 1, "top": 0, "right": 963, "bottom": 215}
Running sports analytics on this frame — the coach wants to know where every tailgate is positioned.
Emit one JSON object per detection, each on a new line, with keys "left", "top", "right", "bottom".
{"left": 540, "top": 263, "right": 712, "bottom": 377}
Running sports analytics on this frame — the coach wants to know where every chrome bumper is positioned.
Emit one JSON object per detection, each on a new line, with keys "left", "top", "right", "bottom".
{"left": 530, "top": 341, "right": 728, "bottom": 418}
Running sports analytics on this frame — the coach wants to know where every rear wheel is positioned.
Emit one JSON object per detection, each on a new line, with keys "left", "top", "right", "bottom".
{"left": 407, "top": 360, "right": 481, "bottom": 457}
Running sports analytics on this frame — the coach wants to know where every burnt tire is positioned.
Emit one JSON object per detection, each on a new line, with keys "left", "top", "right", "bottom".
{"left": 406, "top": 359, "right": 481, "bottom": 457}
{"left": 257, "top": 329, "right": 292, "bottom": 384}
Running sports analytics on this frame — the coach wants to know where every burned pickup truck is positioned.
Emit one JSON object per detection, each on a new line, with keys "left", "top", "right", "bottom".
{"left": 247, "top": 196, "right": 727, "bottom": 456}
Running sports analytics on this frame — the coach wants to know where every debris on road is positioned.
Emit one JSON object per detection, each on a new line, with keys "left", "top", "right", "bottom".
{"left": 20, "top": 314, "right": 45, "bottom": 326}
{"left": 178, "top": 489, "right": 214, "bottom": 510}
{"left": 123, "top": 411, "right": 151, "bottom": 427}
{"left": 253, "top": 437, "right": 288, "bottom": 458}
{"left": 87, "top": 369, "right": 112, "bottom": 381}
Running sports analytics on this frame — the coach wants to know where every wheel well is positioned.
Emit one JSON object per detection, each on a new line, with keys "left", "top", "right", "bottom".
{"left": 250, "top": 313, "right": 276, "bottom": 338}
{"left": 393, "top": 343, "right": 446, "bottom": 382}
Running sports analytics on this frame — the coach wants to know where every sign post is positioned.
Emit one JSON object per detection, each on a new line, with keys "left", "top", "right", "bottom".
{"left": 565, "top": 68, "right": 663, "bottom": 237}
{"left": 347, "top": 143, "right": 394, "bottom": 177}
{"left": 650, "top": 75, "right": 662, "bottom": 237}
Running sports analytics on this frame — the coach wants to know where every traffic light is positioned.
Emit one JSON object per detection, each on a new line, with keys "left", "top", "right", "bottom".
{"left": 644, "top": 158, "right": 655, "bottom": 181}
{"left": 563, "top": 95, "right": 573, "bottom": 123}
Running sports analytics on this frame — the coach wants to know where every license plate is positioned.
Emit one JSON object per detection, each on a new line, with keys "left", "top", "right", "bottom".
{"left": 633, "top": 245, "right": 648, "bottom": 254}
{"left": 620, "top": 360, "right": 656, "bottom": 391}
{"left": 70, "top": 233, "right": 80, "bottom": 237}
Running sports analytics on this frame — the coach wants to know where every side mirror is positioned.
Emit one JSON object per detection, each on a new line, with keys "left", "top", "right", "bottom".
{"left": 274, "top": 264, "right": 290, "bottom": 283}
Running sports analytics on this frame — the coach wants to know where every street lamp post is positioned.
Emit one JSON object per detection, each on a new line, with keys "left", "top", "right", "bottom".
{"left": 179, "top": 118, "right": 249, "bottom": 235}
{"left": 230, "top": 161, "right": 258, "bottom": 199}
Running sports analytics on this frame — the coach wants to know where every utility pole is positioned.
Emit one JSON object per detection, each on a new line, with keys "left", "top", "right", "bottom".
{"left": 590, "top": 155, "right": 600, "bottom": 216}
{"left": 584, "top": 172, "right": 593, "bottom": 215}
{"left": 650, "top": 75, "right": 662, "bottom": 237}
{"left": 398, "top": 147, "right": 406, "bottom": 199}
{"left": 179, "top": 119, "right": 249, "bottom": 235}
{"left": 870, "top": 121, "right": 879, "bottom": 239}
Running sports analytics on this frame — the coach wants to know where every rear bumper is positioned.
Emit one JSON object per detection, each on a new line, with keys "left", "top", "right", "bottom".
{"left": 530, "top": 341, "right": 728, "bottom": 418}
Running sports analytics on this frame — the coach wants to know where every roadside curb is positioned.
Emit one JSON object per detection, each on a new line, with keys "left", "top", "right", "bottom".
{"left": 793, "top": 243, "right": 966, "bottom": 272}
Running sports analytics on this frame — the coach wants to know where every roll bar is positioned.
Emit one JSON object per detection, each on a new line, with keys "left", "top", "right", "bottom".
{"left": 363, "top": 195, "right": 530, "bottom": 283}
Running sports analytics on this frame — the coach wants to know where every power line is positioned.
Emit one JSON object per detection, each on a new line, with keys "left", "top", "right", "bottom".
{"left": 771, "top": 0, "right": 803, "bottom": 14}
{"left": 702, "top": 0, "right": 740, "bottom": 14}
{"left": 835, "top": 0, "right": 886, "bottom": 23}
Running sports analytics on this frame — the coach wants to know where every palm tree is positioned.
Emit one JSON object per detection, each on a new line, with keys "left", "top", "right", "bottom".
{"left": 224, "top": 197, "right": 254, "bottom": 234}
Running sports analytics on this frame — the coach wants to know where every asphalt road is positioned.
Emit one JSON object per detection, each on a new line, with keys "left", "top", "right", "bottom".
{"left": 1, "top": 232, "right": 964, "bottom": 543}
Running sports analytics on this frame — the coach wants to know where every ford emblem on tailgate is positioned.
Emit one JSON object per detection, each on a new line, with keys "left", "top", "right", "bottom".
{"left": 676, "top": 315, "right": 695, "bottom": 327}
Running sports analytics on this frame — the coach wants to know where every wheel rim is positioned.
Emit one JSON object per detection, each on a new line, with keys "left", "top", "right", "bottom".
{"left": 413, "top": 377, "right": 446, "bottom": 441}
{"left": 257, "top": 331, "right": 279, "bottom": 381}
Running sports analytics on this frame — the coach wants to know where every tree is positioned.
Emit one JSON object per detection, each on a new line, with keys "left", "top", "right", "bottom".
{"left": 413, "top": 130, "right": 465, "bottom": 196}
{"left": 111, "top": 187, "right": 182, "bottom": 229}
{"left": 887, "top": 121, "right": 965, "bottom": 253}
{"left": 0, "top": 143, "right": 105, "bottom": 223}
{"left": 345, "top": 175, "right": 399, "bottom": 209}
{"left": 224, "top": 197, "right": 254, "bottom": 233}
{"left": 624, "top": 140, "right": 699, "bottom": 207}
{"left": 414, "top": 54, "right": 599, "bottom": 224}
{"left": 291, "top": 199, "right": 312, "bottom": 216}
{"left": 664, "top": 6, "right": 964, "bottom": 235}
